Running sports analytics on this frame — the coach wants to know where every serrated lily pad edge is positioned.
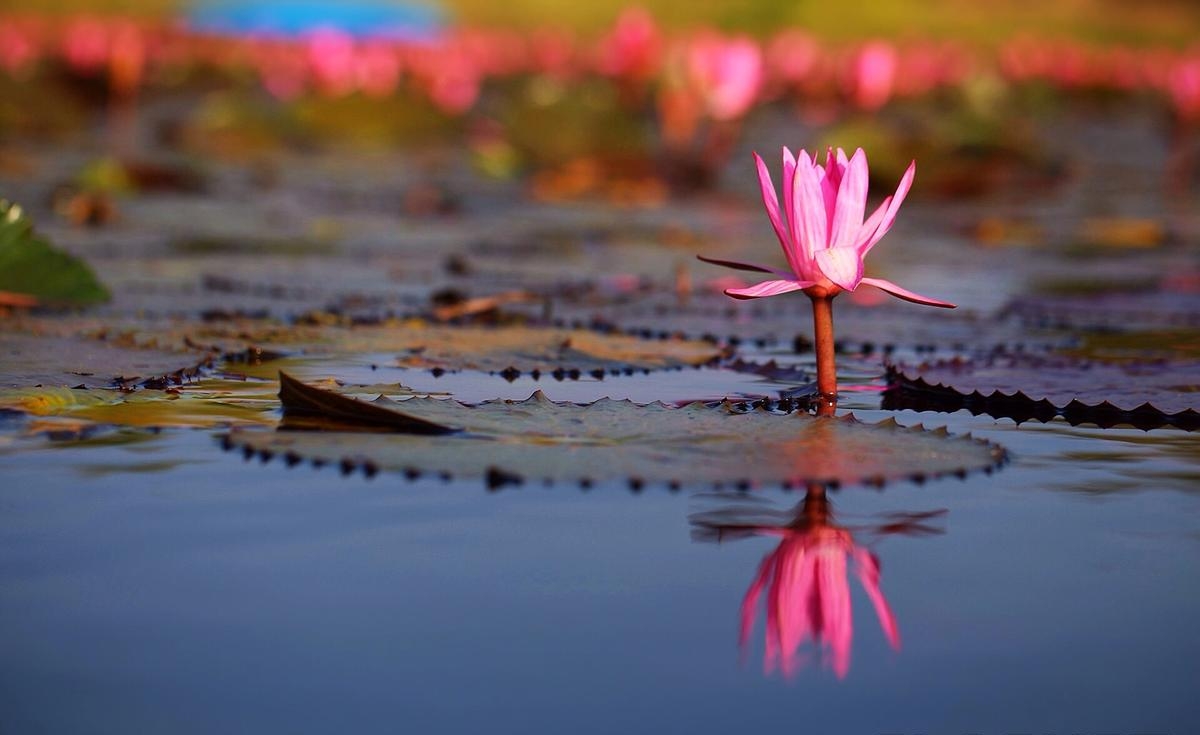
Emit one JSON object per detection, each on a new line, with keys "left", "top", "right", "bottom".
{"left": 220, "top": 394, "right": 1009, "bottom": 491}
{"left": 885, "top": 363, "right": 1200, "bottom": 432}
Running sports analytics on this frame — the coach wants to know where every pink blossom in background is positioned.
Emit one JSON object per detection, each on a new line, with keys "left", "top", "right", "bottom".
{"left": 893, "top": 41, "right": 972, "bottom": 98}
{"left": 1138, "top": 47, "right": 1175, "bottom": 89}
{"left": 686, "top": 31, "right": 763, "bottom": 121}
{"left": 414, "top": 46, "right": 481, "bottom": 114}
{"left": 1102, "top": 46, "right": 1143, "bottom": 91}
{"left": 252, "top": 40, "right": 309, "bottom": 100}
{"left": 528, "top": 27, "right": 577, "bottom": 78}
{"left": 355, "top": 40, "right": 401, "bottom": 97}
{"left": 740, "top": 525, "right": 899, "bottom": 679}
{"left": 108, "top": 20, "right": 146, "bottom": 96}
{"left": 0, "top": 19, "right": 41, "bottom": 77}
{"left": 5, "top": 11, "right": 1199, "bottom": 132}
{"left": 766, "top": 28, "right": 819, "bottom": 87}
{"left": 595, "top": 6, "right": 662, "bottom": 82}
{"left": 850, "top": 40, "right": 896, "bottom": 110}
{"left": 998, "top": 35, "right": 1053, "bottom": 83}
{"left": 450, "top": 28, "right": 523, "bottom": 77}
{"left": 306, "top": 28, "right": 357, "bottom": 96}
{"left": 62, "top": 17, "right": 109, "bottom": 74}
{"left": 1167, "top": 54, "right": 1200, "bottom": 121}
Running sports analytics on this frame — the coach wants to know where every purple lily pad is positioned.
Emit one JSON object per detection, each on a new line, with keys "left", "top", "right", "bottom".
{"left": 0, "top": 327, "right": 215, "bottom": 390}
{"left": 886, "top": 355, "right": 1200, "bottom": 430}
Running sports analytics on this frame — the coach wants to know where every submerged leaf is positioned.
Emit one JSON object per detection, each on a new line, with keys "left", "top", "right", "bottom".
{"left": 0, "top": 200, "right": 109, "bottom": 306}
{"left": 228, "top": 376, "right": 1006, "bottom": 488}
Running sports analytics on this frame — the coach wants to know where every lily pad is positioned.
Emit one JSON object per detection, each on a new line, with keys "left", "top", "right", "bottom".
{"left": 225, "top": 374, "right": 1006, "bottom": 488}
{"left": 580, "top": 289, "right": 1031, "bottom": 354}
{"left": 0, "top": 329, "right": 215, "bottom": 390}
{"left": 122, "top": 319, "right": 728, "bottom": 376}
{"left": 0, "top": 200, "right": 109, "bottom": 307}
{"left": 999, "top": 292, "right": 1200, "bottom": 333}
{"left": 0, "top": 378, "right": 279, "bottom": 430}
{"left": 885, "top": 355, "right": 1200, "bottom": 430}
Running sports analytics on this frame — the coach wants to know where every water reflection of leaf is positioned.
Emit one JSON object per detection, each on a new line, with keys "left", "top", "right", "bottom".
{"left": 692, "top": 490, "right": 939, "bottom": 679}
{"left": 74, "top": 458, "right": 208, "bottom": 478}
{"left": 1022, "top": 423, "right": 1200, "bottom": 495}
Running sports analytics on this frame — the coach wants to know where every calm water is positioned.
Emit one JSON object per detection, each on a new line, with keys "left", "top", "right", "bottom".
{"left": 2, "top": 391, "right": 1197, "bottom": 734}
{"left": 2, "top": 94, "right": 1199, "bottom": 733}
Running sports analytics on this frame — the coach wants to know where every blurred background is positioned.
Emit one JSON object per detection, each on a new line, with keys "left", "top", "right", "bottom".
{"left": 4, "top": 0, "right": 1200, "bottom": 40}
{"left": 2, "top": 0, "right": 1198, "bottom": 203}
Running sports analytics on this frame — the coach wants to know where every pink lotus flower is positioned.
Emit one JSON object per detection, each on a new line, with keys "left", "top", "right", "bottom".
{"left": 62, "top": 17, "right": 109, "bottom": 74}
{"left": 595, "top": 6, "right": 661, "bottom": 82}
{"left": 306, "top": 28, "right": 357, "bottom": 96}
{"left": 1167, "top": 55, "right": 1200, "bottom": 122}
{"left": 0, "top": 20, "right": 40, "bottom": 77}
{"left": 766, "top": 29, "right": 819, "bottom": 87}
{"left": 686, "top": 32, "right": 763, "bottom": 121}
{"left": 741, "top": 524, "right": 899, "bottom": 679}
{"left": 703, "top": 147, "right": 954, "bottom": 308}
{"left": 850, "top": 41, "right": 896, "bottom": 110}
{"left": 355, "top": 40, "right": 402, "bottom": 98}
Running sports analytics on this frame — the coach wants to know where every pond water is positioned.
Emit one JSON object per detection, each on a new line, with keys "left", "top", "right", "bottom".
{"left": 2, "top": 399, "right": 1198, "bottom": 733}
{"left": 2, "top": 98, "right": 1199, "bottom": 733}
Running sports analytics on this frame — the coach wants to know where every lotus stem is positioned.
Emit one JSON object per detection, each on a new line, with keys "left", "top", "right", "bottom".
{"left": 810, "top": 293, "right": 838, "bottom": 413}
{"left": 802, "top": 483, "right": 830, "bottom": 522}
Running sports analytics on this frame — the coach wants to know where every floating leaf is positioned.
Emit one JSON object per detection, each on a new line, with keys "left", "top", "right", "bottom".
{"left": 1059, "top": 329, "right": 1200, "bottom": 362}
{"left": 383, "top": 325, "right": 725, "bottom": 373}
{"left": 0, "top": 329, "right": 214, "bottom": 390}
{"left": 262, "top": 356, "right": 805, "bottom": 407}
{"left": 580, "top": 289, "right": 1031, "bottom": 353}
{"left": 0, "top": 378, "right": 280, "bottom": 430}
{"left": 120, "top": 319, "right": 728, "bottom": 376}
{"left": 225, "top": 375, "right": 1006, "bottom": 488}
{"left": 0, "top": 200, "right": 109, "bottom": 306}
{"left": 999, "top": 292, "right": 1200, "bottom": 332}
{"left": 886, "top": 356, "right": 1200, "bottom": 430}
{"left": 278, "top": 372, "right": 453, "bottom": 434}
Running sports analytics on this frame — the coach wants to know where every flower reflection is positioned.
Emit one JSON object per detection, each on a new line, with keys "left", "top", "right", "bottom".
{"left": 691, "top": 488, "right": 944, "bottom": 679}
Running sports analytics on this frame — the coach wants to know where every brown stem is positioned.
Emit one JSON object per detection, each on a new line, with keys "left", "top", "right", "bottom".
{"left": 796, "top": 484, "right": 830, "bottom": 528}
{"left": 810, "top": 293, "right": 838, "bottom": 414}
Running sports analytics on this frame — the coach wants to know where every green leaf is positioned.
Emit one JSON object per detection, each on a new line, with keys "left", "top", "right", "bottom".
{"left": 0, "top": 378, "right": 280, "bottom": 431}
{"left": 0, "top": 200, "right": 109, "bottom": 307}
